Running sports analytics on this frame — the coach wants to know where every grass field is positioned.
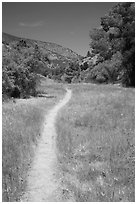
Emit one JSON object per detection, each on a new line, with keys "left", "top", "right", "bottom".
{"left": 56, "top": 83, "right": 135, "bottom": 202}
{"left": 2, "top": 79, "right": 65, "bottom": 202}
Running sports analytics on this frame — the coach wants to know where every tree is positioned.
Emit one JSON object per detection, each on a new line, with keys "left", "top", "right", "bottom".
{"left": 101, "top": 2, "right": 135, "bottom": 86}
{"left": 2, "top": 42, "right": 38, "bottom": 98}
{"left": 90, "top": 28, "right": 112, "bottom": 61}
{"left": 63, "top": 62, "right": 80, "bottom": 83}
{"left": 89, "top": 2, "right": 135, "bottom": 86}
{"left": 24, "top": 44, "right": 50, "bottom": 76}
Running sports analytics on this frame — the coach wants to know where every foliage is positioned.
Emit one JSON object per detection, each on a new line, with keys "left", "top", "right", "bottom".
{"left": 50, "top": 65, "right": 65, "bottom": 82}
{"left": 100, "top": 2, "right": 135, "bottom": 86}
{"left": 89, "top": 2, "right": 135, "bottom": 87}
{"left": 90, "top": 28, "right": 112, "bottom": 61}
{"left": 2, "top": 35, "right": 81, "bottom": 95}
{"left": 2, "top": 41, "right": 51, "bottom": 99}
{"left": 84, "top": 52, "right": 122, "bottom": 83}
{"left": 2, "top": 3, "right": 135, "bottom": 87}
{"left": 62, "top": 3, "right": 134, "bottom": 86}
{"left": 62, "top": 62, "right": 80, "bottom": 83}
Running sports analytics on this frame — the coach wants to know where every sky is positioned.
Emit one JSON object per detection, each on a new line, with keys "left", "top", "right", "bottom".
{"left": 2, "top": 2, "right": 117, "bottom": 56}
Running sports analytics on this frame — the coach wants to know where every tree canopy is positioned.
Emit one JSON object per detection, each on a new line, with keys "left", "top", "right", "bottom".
{"left": 90, "top": 2, "right": 135, "bottom": 86}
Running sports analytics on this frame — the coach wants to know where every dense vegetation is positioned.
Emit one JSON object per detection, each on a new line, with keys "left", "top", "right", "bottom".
{"left": 62, "top": 2, "right": 135, "bottom": 86}
{"left": 2, "top": 2, "right": 135, "bottom": 100}
{"left": 3, "top": 42, "right": 41, "bottom": 99}
{"left": 2, "top": 34, "right": 80, "bottom": 99}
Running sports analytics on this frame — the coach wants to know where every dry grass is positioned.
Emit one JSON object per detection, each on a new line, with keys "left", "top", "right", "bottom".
{"left": 2, "top": 80, "right": 65, "bottom": 201}
{"left": 56, "top": 83, "right": 135, "bottom": 202}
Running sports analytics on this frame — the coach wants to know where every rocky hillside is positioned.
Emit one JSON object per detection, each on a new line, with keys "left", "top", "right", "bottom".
{"left": 2, "top": 32, "right": 81, "bottom": 66}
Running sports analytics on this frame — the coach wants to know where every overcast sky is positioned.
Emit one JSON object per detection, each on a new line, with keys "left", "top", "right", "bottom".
{"left": 2, "top": 2, "right": 117, "bottom": 56}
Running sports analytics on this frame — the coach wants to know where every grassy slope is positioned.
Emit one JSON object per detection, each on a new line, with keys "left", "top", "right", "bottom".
{"left": 56, "top": 84, "right": 135, "bottom": 202}
{"left": 2, "top": 80, "right": 65, "bottom": 202}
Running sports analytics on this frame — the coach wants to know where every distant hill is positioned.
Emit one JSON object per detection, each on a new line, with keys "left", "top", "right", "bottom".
{"left": 2, "top": 32, "right": 21, "bottom": 44}
{"left": 2, "top": 32, "right": 83, "bottom": 99}
{"left": 2, "top": 32, "right": 82, "bottom": 66}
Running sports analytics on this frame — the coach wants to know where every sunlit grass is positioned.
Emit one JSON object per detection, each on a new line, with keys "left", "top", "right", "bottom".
{"left": 2, "top": 81, "right": 65, "bottom": 201}
{"left": 56, "top": 83, "right": 135, "bottom": 201}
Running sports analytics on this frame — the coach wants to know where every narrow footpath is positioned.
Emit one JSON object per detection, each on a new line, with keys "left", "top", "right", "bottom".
{"left": 21, "top": 88, "right": 72, "bottom": 202}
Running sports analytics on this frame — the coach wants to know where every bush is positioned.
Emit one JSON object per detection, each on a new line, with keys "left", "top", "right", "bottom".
{"left": 84, "top": 52, "right": 122, "bottom": 84}
{"left": 2, "top": 42, "right": 45, "bottom": 99}
{"left": 2, "top": 60, "right": 37, "bottom": 99}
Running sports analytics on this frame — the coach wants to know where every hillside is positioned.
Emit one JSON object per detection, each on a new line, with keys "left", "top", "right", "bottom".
{"left": 2, "top": 32, "right": 81, "bottom": 62}
{"left": 2, "top": 32, "right": 82, "bottom": 99}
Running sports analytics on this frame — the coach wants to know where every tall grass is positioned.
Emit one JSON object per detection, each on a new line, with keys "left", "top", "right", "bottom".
{"left": 2, "top": 81, "right": 65, "bottom": 201}
{"left": 56, "top": 84, "right": 135, "bottom": 201}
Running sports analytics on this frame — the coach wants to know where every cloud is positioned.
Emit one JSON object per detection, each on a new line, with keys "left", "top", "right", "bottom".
{"left": 19, "top": 21, "right": 43, "bottom": 27}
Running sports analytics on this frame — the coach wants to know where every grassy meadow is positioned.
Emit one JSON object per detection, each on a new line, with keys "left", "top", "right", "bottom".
{"left": 56, "top": 83, "right": 135, "bottom": 202}
{"left": 2, "top": 79, "right": 65, "bottom": 202}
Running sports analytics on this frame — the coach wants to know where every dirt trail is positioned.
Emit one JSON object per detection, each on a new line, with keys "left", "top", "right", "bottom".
{"left": 21, "top": 88, "right": 72, "bottom": 202}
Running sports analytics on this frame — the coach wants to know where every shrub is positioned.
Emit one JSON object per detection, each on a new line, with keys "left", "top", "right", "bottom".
{"left": 84, "top": 52, "right": 122, "bottom": 84}
{"left": 2, "top": 42, "right": 45, "bottom": 99}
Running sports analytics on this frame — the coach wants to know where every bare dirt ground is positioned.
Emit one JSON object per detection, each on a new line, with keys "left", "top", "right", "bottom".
{"left": 21, "top": 88, "right": 72, "bottom": 202}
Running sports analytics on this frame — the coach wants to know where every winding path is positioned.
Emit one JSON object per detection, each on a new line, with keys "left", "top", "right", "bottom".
{"left": 21, "top": 88, "right": 72, "bottom": 202}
